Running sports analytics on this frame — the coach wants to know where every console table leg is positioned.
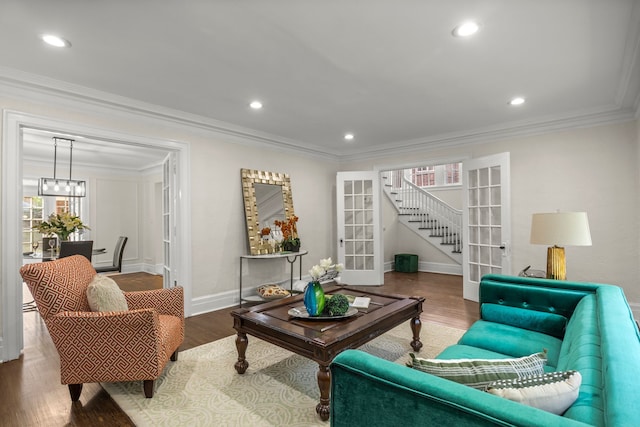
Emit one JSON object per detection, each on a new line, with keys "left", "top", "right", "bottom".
{"left": 234, "top": 332, "right": 249, "bottom": 374}
{"left": 316, "top": 364, "right": 331, "bottom": 421}
{"left": 410, "top": 316, "right": 423, "bottom": 352}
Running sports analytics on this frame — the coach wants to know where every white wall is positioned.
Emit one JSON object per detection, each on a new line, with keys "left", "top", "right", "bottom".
{"left": 344, "top": 120, "right": 640, "bottom": 309}
{"left": 187, "top": 138, "right": 339, "bottom": 304}
{"left": 1, "top": 93, "right": 339, "bottom": 316}
{"left": 2, "top": 89, "right": 638, "bottom": 325}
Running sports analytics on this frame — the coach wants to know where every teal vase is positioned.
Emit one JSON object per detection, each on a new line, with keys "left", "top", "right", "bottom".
{"left": 303, "top": 281, "right": 325, "bottom": 316}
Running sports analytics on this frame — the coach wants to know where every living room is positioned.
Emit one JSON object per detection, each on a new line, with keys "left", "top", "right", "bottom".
{"left": 1, "top": 1, "right": 640, "bottom": 426}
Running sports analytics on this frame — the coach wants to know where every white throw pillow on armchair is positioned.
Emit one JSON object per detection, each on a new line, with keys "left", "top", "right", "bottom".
{"left": 86, "top": 274, "right": 128, "bottom": 312}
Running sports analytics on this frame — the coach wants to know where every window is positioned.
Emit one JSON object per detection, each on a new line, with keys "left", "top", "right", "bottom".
{"left": 445, "top": 163, "right": 461, "bottom": 185}
{"left": 411, "top": 163, "right": 462, "bottom": 187}
{"left": 22, "top": 196, "right": 85, "bottom": 251}
{"left": 23, "top": 196, "right": 44, "bottom": 252}
{"left": 412, "top": 167, "right": 435, "bottom": 187}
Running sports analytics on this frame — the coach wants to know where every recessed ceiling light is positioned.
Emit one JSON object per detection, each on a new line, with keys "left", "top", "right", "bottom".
{"left": 249, "top": 100, "right": 263, "bottom": 110}
{"left": 508, "top": 97, "right": 526, "bottom": 106}
{"left": 452, "top": 21, "right": 480, "bottom": 37}
{"left": 41, "top": 34, "right": 71, "bottom": 48}
{"left": 344, "top": 133, "right": 354, "bottom": 141}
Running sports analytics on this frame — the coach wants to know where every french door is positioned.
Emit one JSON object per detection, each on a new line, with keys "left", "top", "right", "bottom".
{"left": 336, "top": 171, "right": 383, "bottom": 286}
{"left": 462, "top": 153, "right": 511, "bottom": 301}
{"left": 162, "top": 153, "right": 177, "bottom": 288}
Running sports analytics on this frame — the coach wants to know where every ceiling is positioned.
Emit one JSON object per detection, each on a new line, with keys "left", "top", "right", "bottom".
{"left": 21, "top": 128, "right": 169, "bottom": 173}
{"left": 1, "top": 0, "right": 639, "bottom": 164}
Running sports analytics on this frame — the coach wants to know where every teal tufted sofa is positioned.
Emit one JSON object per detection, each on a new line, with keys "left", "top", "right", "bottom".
{"left": 330, "top": 274, "right": 640, "bottom": 427}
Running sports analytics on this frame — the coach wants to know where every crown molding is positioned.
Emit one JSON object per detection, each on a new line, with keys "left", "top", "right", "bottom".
{"left": 0, "top": 66, "right": 637, "bottom": 164}
{"left": 0, "top": 67, "right": 341, "bottom": 162}
{"left": 338, "top": 105, "right": 638, "bottom": 162}
{"left": 22, "top": 156, "right": 162, "bottom": 177}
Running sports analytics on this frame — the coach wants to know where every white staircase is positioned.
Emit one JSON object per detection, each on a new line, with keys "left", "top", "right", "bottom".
{"left": 382, "top": 170, "right": 462, "bottom": 264}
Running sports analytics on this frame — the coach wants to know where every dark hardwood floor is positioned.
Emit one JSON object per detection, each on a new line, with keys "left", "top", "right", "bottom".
{"left": 1, "top": 271, "right": 478, "bottom": 426}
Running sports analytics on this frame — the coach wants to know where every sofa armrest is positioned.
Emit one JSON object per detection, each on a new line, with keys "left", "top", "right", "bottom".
{"left": 330, "top": 350, "right": 587, "bottom": 427}
{"left": 46, "top": 309, "right": 164, "bottom": 383}
{"left": 124, "top": 286, "right": 184, "bottom": 318}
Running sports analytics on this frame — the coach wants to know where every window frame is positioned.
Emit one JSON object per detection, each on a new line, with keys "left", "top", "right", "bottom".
{"left": 22, "top": 180, "right": 88, "bottom": 251}
{"left": 411, "top": 162, "right": 462, "bottom": 188}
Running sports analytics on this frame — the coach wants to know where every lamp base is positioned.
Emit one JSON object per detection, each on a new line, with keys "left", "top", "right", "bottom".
{"left": 546, "top": 245, "right": 566, "bottom": 280}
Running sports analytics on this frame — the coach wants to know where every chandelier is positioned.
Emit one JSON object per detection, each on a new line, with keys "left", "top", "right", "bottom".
{"left": 38, "top": 137, "right": 86, "bottom": 197}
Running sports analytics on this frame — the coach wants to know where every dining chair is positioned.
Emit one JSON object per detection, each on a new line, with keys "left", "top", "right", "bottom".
{"left": 95, "top": 236, "right": 128, "bottom": 273}
{"left": 59, "top": 240, "right": 94, "bottom": 261}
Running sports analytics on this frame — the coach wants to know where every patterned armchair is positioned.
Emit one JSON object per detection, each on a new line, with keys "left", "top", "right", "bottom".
{"left": 20, "top": 255, "right": 184, "bottom": 400}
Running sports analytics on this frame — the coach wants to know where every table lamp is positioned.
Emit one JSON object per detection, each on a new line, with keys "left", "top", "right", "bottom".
{"left": 530, "top": 212, "right": 592, "bottom": 280}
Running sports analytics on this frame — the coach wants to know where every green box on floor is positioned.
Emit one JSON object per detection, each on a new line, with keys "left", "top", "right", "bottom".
{"left": 395, "top": 253, "right": 418, "bottom": 273}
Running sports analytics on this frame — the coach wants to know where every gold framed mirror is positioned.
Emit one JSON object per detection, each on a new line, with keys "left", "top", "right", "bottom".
{"left": 241, "top": 168, "right": 295, "bottom": 255}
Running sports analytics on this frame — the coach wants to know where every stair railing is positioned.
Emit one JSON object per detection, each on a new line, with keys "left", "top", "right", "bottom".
{"left": 384, "top": 170, "right": 462, "bottom": 253}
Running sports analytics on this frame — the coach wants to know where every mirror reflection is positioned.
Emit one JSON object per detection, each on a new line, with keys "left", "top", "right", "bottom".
{"left": 254, "top": 183, "right": 286, "bottom": 228}
{"left": 241, "top": 169, "right": 295, "bottom": 255}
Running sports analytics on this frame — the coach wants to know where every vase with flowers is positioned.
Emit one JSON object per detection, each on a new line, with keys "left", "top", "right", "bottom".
{"left": 260, "top": 227, "right": 271, "bottom": 240}
{"left": 304, "top": 258, "right": 344, "bottom": 316}
{"left": 33, "top": 211, "right": 90, "bottom": 242}
{"left": 274, "top": 215, "right": 300, "bottom": 252}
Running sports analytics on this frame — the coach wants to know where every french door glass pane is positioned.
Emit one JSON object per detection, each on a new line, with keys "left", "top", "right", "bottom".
{"left": 343, "top": 179, "right": 374, "bottom": 271}
{"left": 467, "top": 166, "right": 503, "bottom": 282}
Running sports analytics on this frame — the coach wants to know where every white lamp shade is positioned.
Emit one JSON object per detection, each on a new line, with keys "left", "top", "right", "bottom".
{"left": 530, "top": 212, "right": 592, "bottom": 246}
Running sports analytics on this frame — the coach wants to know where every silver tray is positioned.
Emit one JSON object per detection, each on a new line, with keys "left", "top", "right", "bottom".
{"left": 288, "top": 306, "right": 358, "bottom": 320}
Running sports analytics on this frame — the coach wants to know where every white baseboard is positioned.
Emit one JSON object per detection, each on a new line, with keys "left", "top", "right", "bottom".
{"left": 191, "top": 289, "right": 239, "bottom": 316}
{"left": 384, "top": 260, "right": 462, "bottom": 276}
{"left": 103, "top": 263, "right": 162, "bottom": 275}
{"left": 188, "top": 266, "right": 465, "bottom": 317}
{"left": 190, "top": 278, "right": 291, "bottom": 316}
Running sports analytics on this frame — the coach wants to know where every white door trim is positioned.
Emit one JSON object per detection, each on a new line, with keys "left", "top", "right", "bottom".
{"left": 1, "top": 110, "right": 192, "bottom": 362}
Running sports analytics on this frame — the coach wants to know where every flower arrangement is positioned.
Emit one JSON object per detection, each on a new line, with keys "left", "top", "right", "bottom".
{"left": 309, "top": 257, "right": 344, "bottom": 283}
{"left": 260, "top": 227, "right": 271, "bottom": 238}
{"left": 274, "top": 215, "right": 300, "bottom": 250}
{"left": 304, "top": 257, "right": 345, "bottom": 316}
{"left": 33, "top": 211, "right": 90, "bottom": 241}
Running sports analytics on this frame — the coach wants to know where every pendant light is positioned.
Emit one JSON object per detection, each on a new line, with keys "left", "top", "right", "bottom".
{"left": 38, "top": 137, "right": 86, "bottom": 197}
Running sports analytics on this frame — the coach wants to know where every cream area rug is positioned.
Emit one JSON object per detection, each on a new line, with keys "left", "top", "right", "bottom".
{"left": 102, "top": 321, "right": 465, "bottom": 427}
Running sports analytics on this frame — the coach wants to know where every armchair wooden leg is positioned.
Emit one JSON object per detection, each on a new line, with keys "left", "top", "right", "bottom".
{"left": 171, "top": 350, "right": 179, "bottom": 361}
{"left": 143, "top": 380, "right": 154, "bottom": 398}
{"left": 68, "top": 384, "right": 83, "bottom": 401}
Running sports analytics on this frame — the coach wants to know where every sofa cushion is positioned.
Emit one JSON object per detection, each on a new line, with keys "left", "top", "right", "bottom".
{"left": 459, "top": 320, "right": 563, "bottom": 369}
{"left": 487, "top": 370, "right": 582, "bottom": 415}
{"left": 481, "top": 303, "right": 568, "bottom": 339}
{"left": 86, "top": 275, "right": 128, "bottom": 312}
{"left": 407, "top": 351, "right": 547, "bottom": 390}
{"left": 437, "top": 344, "right": 513, "bottom": 360}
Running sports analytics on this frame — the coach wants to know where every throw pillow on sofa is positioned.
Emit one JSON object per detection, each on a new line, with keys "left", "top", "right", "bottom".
{"left": 487, "top": 370, "right": 582, "bottom": 414}
{"left": 481, "top": 303, "right": 568, "bottom": 339}
{"left": 87, "top": 274, "right": 128, "bottom": 312}
{"left": 407, "top": 351, "right": 547, "bottom": 390}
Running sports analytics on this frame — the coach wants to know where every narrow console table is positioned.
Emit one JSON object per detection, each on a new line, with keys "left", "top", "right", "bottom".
{"left": 239, "top": 250, "right": 308, "bottom": 307}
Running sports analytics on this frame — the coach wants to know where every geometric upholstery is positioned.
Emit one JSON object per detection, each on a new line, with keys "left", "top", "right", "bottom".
{"left": 19, "top": 255, "right": 184, "bottom": 400}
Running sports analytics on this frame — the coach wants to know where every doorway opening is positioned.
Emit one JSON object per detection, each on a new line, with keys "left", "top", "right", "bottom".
{"left": 2, "top": 111, "right": 192, "bottom": 362}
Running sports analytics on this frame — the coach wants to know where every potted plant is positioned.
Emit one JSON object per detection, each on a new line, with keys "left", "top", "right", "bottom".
{"left": 33, "top": 211, "right": 90, "bottom": 242}
{"left": 274, "top": 215, "right": 300, "bottom": 252}
{"left": 304, "top": 258, "right": 345, "bottom": 316}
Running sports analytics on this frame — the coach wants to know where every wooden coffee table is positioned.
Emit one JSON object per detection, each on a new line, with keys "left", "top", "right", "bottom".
{"left": 231, "top": 284, "right": 424, "bottom": 421}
